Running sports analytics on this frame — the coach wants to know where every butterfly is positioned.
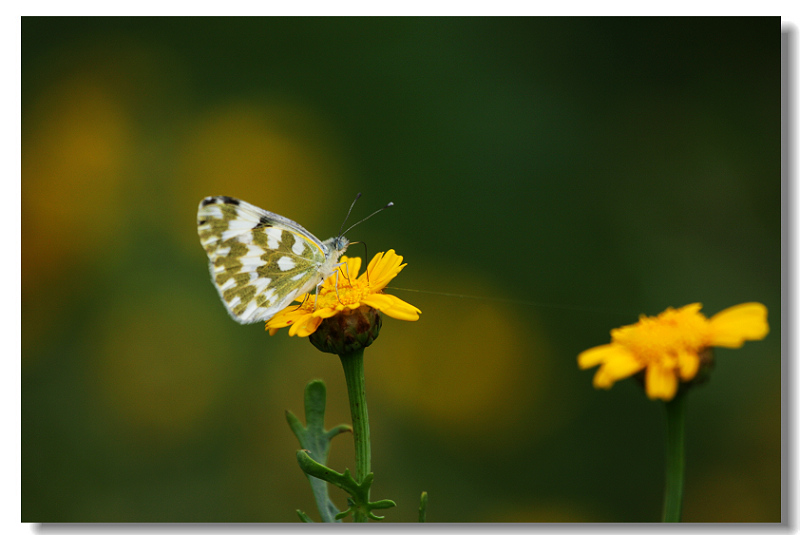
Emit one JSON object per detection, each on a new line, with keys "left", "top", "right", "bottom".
{"left": 197, "top": 195, "right": 390, "bottom": 324}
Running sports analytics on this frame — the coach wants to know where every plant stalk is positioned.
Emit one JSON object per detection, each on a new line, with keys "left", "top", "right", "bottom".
{"left": 662, "top": 391, "right": 687, "bottom": 522}
{"left": 338, "top": 349, "right": 371, "bottom": 522}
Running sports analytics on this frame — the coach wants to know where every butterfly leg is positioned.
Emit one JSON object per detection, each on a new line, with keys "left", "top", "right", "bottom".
{"left": 334, "top": 262, "right": 353, "bottom": 305}
{"left": 292, "top": 294, "right": 311, "bottom": 313}
{"left": 313, "top": 279, "right": 323, "bottom": 310}
{"left": 311, "top": 261, "right": 349, "bottom": 311}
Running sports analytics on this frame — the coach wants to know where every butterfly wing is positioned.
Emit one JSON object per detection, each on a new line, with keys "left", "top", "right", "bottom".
{"left": 197, "top": 196, "right": 329, "bottom": 324}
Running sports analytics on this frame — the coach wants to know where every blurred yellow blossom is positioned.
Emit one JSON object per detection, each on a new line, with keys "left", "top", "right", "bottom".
{"left": 578, "top": 303, "right": 769, "bottom": 401}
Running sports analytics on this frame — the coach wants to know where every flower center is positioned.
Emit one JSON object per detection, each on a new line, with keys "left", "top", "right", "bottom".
{"left": 611, "top": 306, "right": 711, "bottom": 366}
{"left": 300, "top": 277, "right": 369, "bottom": 312}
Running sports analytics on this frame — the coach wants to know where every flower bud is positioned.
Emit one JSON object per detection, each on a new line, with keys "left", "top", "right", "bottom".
{"left": 309, "top": 305, "right": 382, "bottom": 355}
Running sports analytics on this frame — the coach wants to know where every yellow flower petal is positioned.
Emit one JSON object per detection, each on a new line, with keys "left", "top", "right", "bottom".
{"left": 265, "top": 306, "right": 307, "bottom": 330}
{"left": 289, "top": 314, "right": 322, "bottom": 337}
{"left": 578, "top": 343, "right": 623, "bottom": 369}
{"left": 594, "top": 349, "right": 645, "bottom": 386}
{"left": 361, "top": 293, "right": 421, "bottom": 321}
{"left": 365, "top": 249, "right": 406, "bottom": 290}
{"left": 339, "top": 256, "right": 363, "bottom": 281}
{"left": 708, "top": 302, "right": 769, "bottom": 348}
{"left": 676, "top": 349, "right": 700, "bottom": 381}
{"left": 645, "top": 361, "right": 678, "bottom": 401}
{"left": 298, "top": 318, "right": 323, "bottom": 337}
{"left": 286, "top": 317, "right": 305, "bottom": 337}
{"left": 312, "top": 306, "right": 341, "bottom": 319}
{"left": 592, "top": 368, "right": 616, "bottom": 389}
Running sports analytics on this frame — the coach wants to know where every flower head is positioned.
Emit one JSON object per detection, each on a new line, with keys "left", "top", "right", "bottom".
{"left": 578, "top": 302, "right": 769, "bottom": 401}
{"left": 265, "top": 250, "right": 420, "bottom": 342}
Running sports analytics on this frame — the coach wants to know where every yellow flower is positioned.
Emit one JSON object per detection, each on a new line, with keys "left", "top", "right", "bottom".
{"left": 578, "top": 303, "right": 769, "bottom": 401}
{"left": 266, "top": 249, "right": 421, "bottom": 338}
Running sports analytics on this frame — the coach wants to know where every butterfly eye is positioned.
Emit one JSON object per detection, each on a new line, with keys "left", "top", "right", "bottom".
{"left": 333, "top": 236, "right": 349, "bottom": 252}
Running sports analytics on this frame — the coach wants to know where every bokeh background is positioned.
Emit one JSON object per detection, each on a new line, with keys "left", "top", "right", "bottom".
{"left": 22, "top": 17, "right": 781, "bottom": 522}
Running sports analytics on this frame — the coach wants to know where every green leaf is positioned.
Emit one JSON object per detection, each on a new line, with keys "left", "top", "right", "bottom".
{"left": 296, "top": 450, "right": 396, "bottom": 521}
{"left": 419, "top": 491, "right": 428, "bottom": 522}
{"left": 296, "top": 510, "right": 314, "bottom": 523}
{"left": 286, "top": 380, "right": 351, "bottom": 523}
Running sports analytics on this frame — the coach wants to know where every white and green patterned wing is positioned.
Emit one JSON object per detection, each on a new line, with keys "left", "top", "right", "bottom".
{"left": 197, "top": 196, "right": 329, "bottom": 324}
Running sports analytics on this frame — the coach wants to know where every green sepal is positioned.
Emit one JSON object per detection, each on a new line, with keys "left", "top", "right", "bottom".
{"left": 296, "top": 450, "right": 397, "bottom": 521}
{"left": 286, "top": 380, "right": 351, "bottom": 523}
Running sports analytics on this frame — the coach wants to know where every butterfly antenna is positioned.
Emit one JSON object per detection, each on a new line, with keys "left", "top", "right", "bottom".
{"left": 338, "top": 192, "right": 363, "bottom": 237}
{"left": 347, "top": 241, "right": 370, "bottom": 285}
{"left": 362, "top": 241, "right": 371, "bottom": 285}
{"left": 342, "top": 201, "right": 394, "bottom": 236}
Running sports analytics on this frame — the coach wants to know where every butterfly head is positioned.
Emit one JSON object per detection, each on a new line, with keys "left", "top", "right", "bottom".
{"left": 323, "top": 235, "right": 350, "bottom": 256}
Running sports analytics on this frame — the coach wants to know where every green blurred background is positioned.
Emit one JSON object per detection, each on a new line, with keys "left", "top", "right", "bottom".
{"left": 22, "top": 17, "right": 781, "bottom": 522}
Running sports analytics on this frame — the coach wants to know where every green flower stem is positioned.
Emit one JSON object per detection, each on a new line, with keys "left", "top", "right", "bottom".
{"left": 338, "top": 348, "right": 371, "bottom": 522}
{"left": 662, "top": 391, "right": 687, "bottom": 522}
